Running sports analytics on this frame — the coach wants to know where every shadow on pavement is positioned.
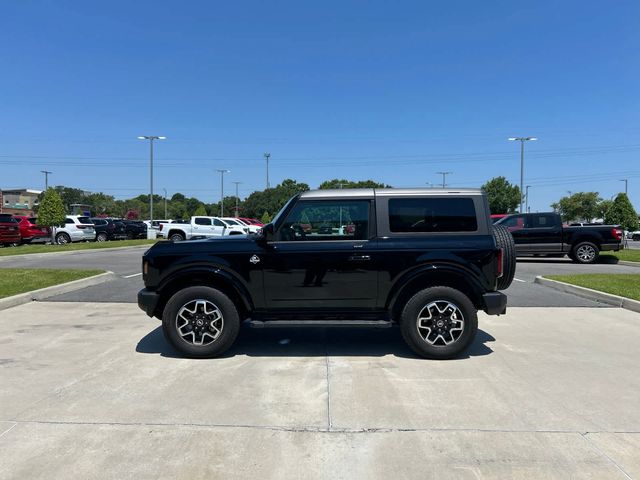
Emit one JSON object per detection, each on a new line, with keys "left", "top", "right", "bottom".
{"left": 136, "top": 324, "right": 495, "bottom": 360}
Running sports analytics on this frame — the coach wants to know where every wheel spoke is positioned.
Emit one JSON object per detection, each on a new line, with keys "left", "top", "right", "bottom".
{"left": 416, "top": 300, "right": 465, "bottom": 347}
{"left": 175, "top": 299, "right": 224, "bottom": 347}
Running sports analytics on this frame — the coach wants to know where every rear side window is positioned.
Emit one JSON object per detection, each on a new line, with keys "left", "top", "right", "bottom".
{"left": 194, "top": 217, "right": 211, "bottom": 226}
{"left": 78, "top": 217, "right": 93, "bottom": 224}
{"left": 389, "top": 198, "right": 477, "bottom": 233}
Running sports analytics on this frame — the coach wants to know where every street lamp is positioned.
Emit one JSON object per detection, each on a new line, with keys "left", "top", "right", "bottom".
{"left": 232, "top": 181, "right": 242, "bottom": 218}
{"left": 137, "top": 136, "right": 166, "bottom": 229}
{"left": 508, "top": 137, "right": 537, "bottom": 213}
{"left": 216, "top": 169, "right": 231, "bottom": 216}
{"left": 436, "top": 171, "right": 452, "bottom": 188}
{"left": 163, "top": 188, "right": 168, "bottom": 219}
{"left": 525, "top": 185, "right": 531, "bottom": 213}
{"left": 40, "top": 170, "right": 52, "bottom": 190}
{"left": 620, "top": 179, "right": 628, "bottom": 195}
{"left": 264, "top": 152, "right": 271, "bottom": 189}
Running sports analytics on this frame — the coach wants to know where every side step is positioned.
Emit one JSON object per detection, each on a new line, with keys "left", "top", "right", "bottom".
{"left": 247, "top": 319, "right": 393, "bottom": 329}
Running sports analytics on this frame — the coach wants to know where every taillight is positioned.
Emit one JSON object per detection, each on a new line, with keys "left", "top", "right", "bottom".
{"left": 159, "top": 224, "right": 163, "bottom": 231}
{"left": 496, "top": 248, "right": 504, "bottom": 278}
{"left": 612, "top": 228, "right": 622, "bottom": 241}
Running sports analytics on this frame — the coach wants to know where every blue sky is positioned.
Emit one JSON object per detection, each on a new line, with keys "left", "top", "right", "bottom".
{"left": 1, "top": 0, "right": 638, "bottom": 211}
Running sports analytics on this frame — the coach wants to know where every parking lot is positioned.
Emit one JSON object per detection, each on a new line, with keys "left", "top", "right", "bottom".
{"left": 1, "top": 247, "right": 640, "bottom": 478}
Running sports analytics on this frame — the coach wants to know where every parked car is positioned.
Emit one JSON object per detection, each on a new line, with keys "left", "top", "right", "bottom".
{"left": 90, "top": 218, "right": 128, "bottom": 242}
{"left": 138, "top": 188, "right": 514, "bottom": 359}
{"left": 238, "top": 217, "right": 264, "bottom": 227}
{"left": 0, "top": 214, "right": 21, "bottom": 246}
{"left": 14, "top": 216, "right": 50, "bottom": 244}
{"left": 55, "top": 216, "right": 96, "bottom": 244}
{"left": 628, "top": 230, "right": 640, "bottom": 241}
{"left": 157, "top": 216, "right": 246, "bottom": 241}
{"left": 222, "top": 217, "right": 260, "bottom": 234}
{"left": 495, "top": 212, "right": 623, "bottom": 264}
{"left": 490, "top": 214, "right": 509, "bottom": 223}
{"left": 119, "top": 220, "right": 148, "bottom": 239}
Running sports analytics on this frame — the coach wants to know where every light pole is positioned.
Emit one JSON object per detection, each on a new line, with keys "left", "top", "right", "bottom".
{"left": 264, "top": 152, "right": 271, "bottom": 189}
{"left": 620, "top": 179, "right": 628, "bottom": 195}
{"left": 216, "top": 169, "right": 230, "bottom": 216}
{"left": 525, "top": 185, "right": 531, "bottom": 213}
{"left": 232, "top": 181, "right": 242, "bottom": 217}
{"left": 137, "top": 136, "right": 166, "bottom": 228}
{"left": 436, "top": 171, "right": 452, "bottom": 188}
{"left": 163, "top": 188, "right": 167, "bottom": 219}
{"left": 508, "top": 136, "right": 537, "bottom": 213}
{"left": 40, "top": 170, "right": 52, "bottom": 190}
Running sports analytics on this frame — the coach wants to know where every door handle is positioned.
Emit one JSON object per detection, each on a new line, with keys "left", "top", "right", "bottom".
{"left": 349, "top": 255, "right": 371, "bottom": 261}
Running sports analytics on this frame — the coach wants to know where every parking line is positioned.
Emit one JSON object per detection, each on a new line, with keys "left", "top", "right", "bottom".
{"left": 513, "top": 278, "right": 526, "bottom": 283}
{"left": 123, "top": 273, "right": 142, "bottom": 278}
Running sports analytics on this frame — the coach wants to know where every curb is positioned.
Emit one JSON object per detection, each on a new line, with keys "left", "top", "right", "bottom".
{"left": 0, "top": 244, "right": 153, "bottom": 262}
{"left": 619, "top": 260, "right": 640, "bottom": 268}
{"left": 534, "top": 276, "right": 640, "bottom": 314}
{"left": 0, "top": 271, "right": 116, "bottom": 311}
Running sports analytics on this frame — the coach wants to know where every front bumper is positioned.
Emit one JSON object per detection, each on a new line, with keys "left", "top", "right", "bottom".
{"left": 138, "top": 288, "right": 160, "bottom": 317}
{"left": 482, "top": 291, "right": 507, "bottom": 315}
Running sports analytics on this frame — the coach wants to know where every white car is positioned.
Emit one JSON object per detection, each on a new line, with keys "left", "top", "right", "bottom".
{"left": 55, "top": 215, "right": 96, "bottom": 244}
{"left": 156, "top": 216, "right": 246, "bottom": 241}
{"left": 221, "top": 217, "right": 259, "bottom": 234}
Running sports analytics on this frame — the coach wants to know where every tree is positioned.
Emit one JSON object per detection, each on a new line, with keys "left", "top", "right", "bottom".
{"left": 551, "top": 192, "right": 603, "bottom": 222}
{"left": 242, "top": 179, "right": 309, "bottom": 219}
{"left": 261, "top": 211, "right": 272, "bottom": 224}
{"left": 37, "top": 189, "right": 66, "bottom": 243}
{"left": 481, "top": 177, "right": 521, "bottom": 214}
{"left": 604, "top": 193, "right": 639, "bottom": 231}
{"left": 318, "top": 179, "right": 391, "bottom": 189}
{"left": 193, "top": 204, "right": 208, "bottom": 216}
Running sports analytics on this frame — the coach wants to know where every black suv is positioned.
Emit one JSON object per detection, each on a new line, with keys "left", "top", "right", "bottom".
{"left": 90, "top": 218, "right": 127, "bottom": 242}
{"left": 138, "top": 189, "right": 515, "bottom": 359}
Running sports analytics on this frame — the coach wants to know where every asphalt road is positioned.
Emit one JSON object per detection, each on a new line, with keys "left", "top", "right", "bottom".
{"left": 1, "top": 302, "right": 639, "bottom": 478}
{"left": 1, "top": 245, "right": 638, "bottom": 307}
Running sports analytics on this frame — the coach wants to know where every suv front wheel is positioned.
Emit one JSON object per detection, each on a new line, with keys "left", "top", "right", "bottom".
{"left": 162, "top": 286, "right": 240, "bottom": 358}
{"left": 400, "top": 286, "right": 478, "bottom": 359}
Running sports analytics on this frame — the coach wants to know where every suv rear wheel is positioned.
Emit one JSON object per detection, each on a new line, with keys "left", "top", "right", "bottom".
{"left": 162, "top": 286, "right": 240, "bottom": 358}
{"left": 56, "top": 232, "right": 71, "bottom": 245}
{"left": 400, "top": 286, "right": 478, "bottom": 359}
{"left": 492, "top": 224, "right": 516, "bottom": 290}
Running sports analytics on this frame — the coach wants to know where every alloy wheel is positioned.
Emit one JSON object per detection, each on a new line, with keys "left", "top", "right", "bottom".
{"left": 416, "top": 300, "right": 465, "bottom": 346}
{"left": 175, "top": 299, "right": 224, "bottom": 346}
{"left": 576, "top": 244, "right": 596, "bottom": 262}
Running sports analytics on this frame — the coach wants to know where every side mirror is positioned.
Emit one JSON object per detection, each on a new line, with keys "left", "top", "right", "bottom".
{"left": 258, "top": 223, "right": 275, "bottom": 244}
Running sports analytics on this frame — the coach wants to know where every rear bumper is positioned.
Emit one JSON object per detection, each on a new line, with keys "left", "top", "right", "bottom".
{"left": 601, "top": 243, "right": 621, "bottom": 252}
{"left": 482, "top": 291, "right": 507, "bottom": 315}
{"left": 138, "top": 288, "right": 160, "bottom": 317}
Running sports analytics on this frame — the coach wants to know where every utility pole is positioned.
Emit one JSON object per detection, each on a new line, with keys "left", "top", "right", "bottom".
{"left": 620, "top": 179, "right": 628, "bottom": 195}
{"left": 40, "top": 170, "right": 52, "bottom": 190}
{"left": 508, "top": 137, "right": 537, "bottom": 213}
{"left": 216, "top": 169, "right": 230, "bottom": 216}
{"left": 232, "top": 181, "right": 242, "bottom": 217}
{"left": 137, "top": 136, "right": 166, "bottom": 228}
{"left": 163, "top": 188, "right": 167, "bottom": 219}
{"left": 436, "top": 171, "right": 452, "bottom": 188}
{"left": 525, "top": 185, "right": 531, "bottom": 213}
{"left": 264, "top": 152, "right": 271, "bottom": 189}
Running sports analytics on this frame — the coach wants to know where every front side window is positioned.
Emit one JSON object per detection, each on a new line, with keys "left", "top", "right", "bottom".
{"left": 278, "top": 200, "right": 370, "bottom": 241}
{"left": 213, "top": 219, "right": 226, "bottom": 227}
{"left": 499, "top": 215, "right": 525, "bottom": 229}
{"left": 389, "top": 198, "right": 477, "bottom": 233}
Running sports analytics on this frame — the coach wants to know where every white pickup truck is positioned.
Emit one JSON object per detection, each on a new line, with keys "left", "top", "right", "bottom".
{"left": 157, "top": 216, "right": 247, "bottom": 241}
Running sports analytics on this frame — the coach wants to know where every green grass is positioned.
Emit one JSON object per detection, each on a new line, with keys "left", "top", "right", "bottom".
{"left": 546, "top": 274, "right": 640, "bottom": 301}
{"left": 0, "top": 239, "right": 157, "bottom": 257}
{"left": 0, "top": 268, "right": 105, "bottom": 298}
{"left": 601, "top": 249, "right": 640, "bottom": 263}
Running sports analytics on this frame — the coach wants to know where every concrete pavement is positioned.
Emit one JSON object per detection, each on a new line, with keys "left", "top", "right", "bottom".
{"left": 1, "top": 302, "right": 639, "bottom": 479}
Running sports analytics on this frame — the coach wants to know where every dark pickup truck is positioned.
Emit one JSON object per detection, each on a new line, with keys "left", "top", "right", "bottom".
{"left": 138, "top": 188, "right": 516, "bottom": 359}
{"left": 495, "top": 212, "right": 623, "bottom": 264}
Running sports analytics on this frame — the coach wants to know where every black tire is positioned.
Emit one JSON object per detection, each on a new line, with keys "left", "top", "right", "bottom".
{"left": 170, "top": 232, "right": 185, "bottom": 242}
{"left": 162, "top": 286, "right": 240, "bottom": 358}
{"left": 492, "top": 224, "right": 516, "bottom": 290}
{"left": 400, "top": 286, "right": 478, "bottom": 359}
{"left": 571, "top": 241, "right": 599, "bottom": 264}
{"left": 633, "top": 234, "right": 640, "bottom": 241}
{"left": 56, "top": 232, "right": 71, "bottom": 245}
{"left": 96, "top": 232, "right": 108, "bottom": 242}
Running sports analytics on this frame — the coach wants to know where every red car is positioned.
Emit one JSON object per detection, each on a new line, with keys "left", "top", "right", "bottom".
{"left": 238, "top": 217, "right": 264, "bottom": 226}
{"left": 0, "top": 214, "right": 21, "bottom": 246}
{"left": 14, "top": 216, "right": 50, "bottom": 244}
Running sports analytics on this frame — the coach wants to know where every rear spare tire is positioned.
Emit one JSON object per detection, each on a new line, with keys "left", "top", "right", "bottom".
{"left": 492, "top": 224, "right": 516, "bottom": 290}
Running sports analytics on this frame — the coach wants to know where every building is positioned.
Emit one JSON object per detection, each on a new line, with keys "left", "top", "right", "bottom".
{"left": 0, "top": 188, "right": 42, "bottom": 216}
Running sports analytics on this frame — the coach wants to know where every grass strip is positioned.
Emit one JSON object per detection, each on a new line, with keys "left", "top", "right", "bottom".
{"left": 601, "top": 249, "right": 640, "bottom": 263}
{"left": 546, "top": 274, "right": 640, "bottom": 301}
{"left": 0, "top": 239, "right": 157, "bottom": 257}
{"left": 0, "top": 268, "right": 105, "bottom": 298}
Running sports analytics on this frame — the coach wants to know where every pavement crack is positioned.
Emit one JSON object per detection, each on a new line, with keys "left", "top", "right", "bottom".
{"left": 580, "top": 432, "right": 634, "bottom": 480}
{"left": 324, "top": 329, "right": 333, "bottom": 432}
